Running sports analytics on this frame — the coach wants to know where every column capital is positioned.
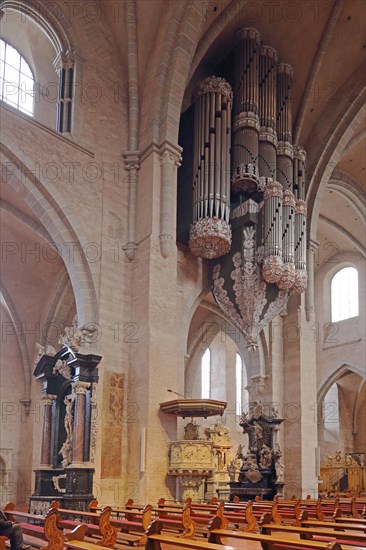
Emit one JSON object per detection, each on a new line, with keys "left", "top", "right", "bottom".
{"left": 53, "top": 51, "right": 75, "bottom": 72}
{"left": 72, "top": 381, "right": 91, "bottom": 395}
{"left": 123, "top": 151, "right": 140, "bottom": 172}
{"left": 308, "top": 239, "right": 319, "bottom": 254}
{"left": 159, "top": 141, "right": 183, "bottom": 167}
{"left": 41, "top": 394, "right": 57, "bottom": 406}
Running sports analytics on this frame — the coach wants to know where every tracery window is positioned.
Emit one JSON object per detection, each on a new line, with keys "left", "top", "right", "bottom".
{"left": 0, "top": 39, "right": 34, "bottom": 116}
{"left": 331, "top": 266, "right": 358, "bottom": 322}
{"left": 201, "top": 348, "right": 211, "bottom": 398}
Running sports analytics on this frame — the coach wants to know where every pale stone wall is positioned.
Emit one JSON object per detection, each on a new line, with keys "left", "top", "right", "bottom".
{"left": 0, "top": 306, "right": 33, "bottom": 505}
{"left": 314, "top": 252, "right": 365, "bottom": 462}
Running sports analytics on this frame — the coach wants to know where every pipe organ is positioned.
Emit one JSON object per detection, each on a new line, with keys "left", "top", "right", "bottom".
{"left": 188, "top": 27, "right": 308, "bottom": 349}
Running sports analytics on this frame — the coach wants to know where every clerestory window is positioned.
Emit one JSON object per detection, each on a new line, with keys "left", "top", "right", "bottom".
{"left": 331, "top": 266, "right": 359, "bottom": 322}
{"left": 0, "top": 38, "right": 34, "bottom": 116}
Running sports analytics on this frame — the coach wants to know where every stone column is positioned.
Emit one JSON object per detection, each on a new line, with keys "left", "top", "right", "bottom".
{"left": 305, "top": 239, "right": 319, "bottom": 322}
{"left": 71, "top": 382, "right": 90, "bottom": 464}
{"left": 54, "top": 52, "right": 75, "bottom": 134}
{"left": 159, "top": 144, "right": 182, "bottom": 258}
{"left": 40, "top": 394, "right": 57, "bottom": 467}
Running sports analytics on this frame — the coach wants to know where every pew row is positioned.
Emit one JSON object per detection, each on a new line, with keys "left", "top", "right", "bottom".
{"left": 207, "top": 516, "right": 343, "bottom": 550}
{"left": 4, "top": 504, "right": 65, "bottom": 550}
{"left": 49, "top": 503, "right": 117, "bottom": 547}
{"left": 261, "top": 522, "right": 366, "bottom": 546}
{"left": 300, "top": 518, "right": 366, "bottom": 534}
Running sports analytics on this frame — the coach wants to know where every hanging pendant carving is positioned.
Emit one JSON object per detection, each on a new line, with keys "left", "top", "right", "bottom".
{"left": 213, "top": 225, "right": 288, "bottom": 351}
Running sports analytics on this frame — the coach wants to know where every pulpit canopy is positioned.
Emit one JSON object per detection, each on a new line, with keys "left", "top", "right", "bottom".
{"left": 159, "top": 398, "right": 227, "bottom": 419}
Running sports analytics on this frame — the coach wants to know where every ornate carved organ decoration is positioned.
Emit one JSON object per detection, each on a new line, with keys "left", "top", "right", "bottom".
{"left": 187, "top": 27, "right": 308, "bottom": 350}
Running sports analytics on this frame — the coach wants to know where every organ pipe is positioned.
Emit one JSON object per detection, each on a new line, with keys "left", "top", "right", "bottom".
{"left": 189, "top": 77, "right": 233, "bottom": 259}
{"left": 232, "top": 27, "right": 261, "bottom": 194}
{"left": 258, "top": 45, "right": 278, "bottom": 189}
{"left": 262, "top": 182, "right": 283, "bottom": 284}
{"left": 292, "top": 200, "right": 308, "bottom": 294}
{"left": 293, "top": 146, "right": 306, "bottom": 200}
{"left": 277, "top": 190, "right": 296, "bottom": 290}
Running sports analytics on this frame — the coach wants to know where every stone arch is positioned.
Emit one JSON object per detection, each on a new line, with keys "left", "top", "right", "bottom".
{"left": 317, "top": 364, "right": 365, "bottom": 457}
{"left": 306, "top": 84, "right": 365, "bottom": 242}
{"left": 0, "top": 0, "right": 77, "bottom": 56}
{"left": 0, "top": 144, "right": 98, "bottom": 327}
{"left": 140, "top": 0, "right": 204, "bottom": 148}
{"left": 185, "top": 298, "right": 262, "bottom": 393}
{"left": 318, "top": 363, "right": 365, "bottom": 406}
{"left": 0, "top": 282, "right": 31, "bottom": 399}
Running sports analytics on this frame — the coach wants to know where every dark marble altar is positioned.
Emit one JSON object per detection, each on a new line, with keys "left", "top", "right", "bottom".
{"left": 229, "top": 401, "right": 284, "bottom": 501}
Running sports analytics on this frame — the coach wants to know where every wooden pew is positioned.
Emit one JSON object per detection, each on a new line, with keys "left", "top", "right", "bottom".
{"left": 300, "top": 518, "right": 366, "bottom": 534}
{"left": 109, "top": 505, "right": 153, "bottom": 546}
{"left": 207, "top": 515, "right": 342, "bottom": 550}
{"left": 320, "top": 498, "right": 340, "bottom": 519}
{"left": 65, "top": 524, "right": 123, "bottom": 550}
{"left": 261, "top": 521, "right": 366, "bottom": 546}
{"left": 299, "top": 498, "right": 325, "bottom": 521}
{"left": 154, "top": 504, "right": 196, "bottom": 538}
{"left": 333, "top": 513, "right": 366, "bottom": 526}
{"left": 4, "top": 504, "right": 65, "bottom": 550}
{"left": 145, "top": 520, "right": 234, "bottom": 550}
{"left": 277, "top": 499, "right": 308, "bottom": 525}
{"left": 50, "top": 502, "right": 117, "bottom": 548}
{"left": 226, "top": 498, "right": 282, "bottom": 526}
{"left": 156, "top": 499, "right": 256, "bottom": 534}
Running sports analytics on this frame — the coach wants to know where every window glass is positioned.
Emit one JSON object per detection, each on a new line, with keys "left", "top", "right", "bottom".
{"left": 201, "top": 348, "right": 211, "bottom": 398}
{"left": 236, "top": 353, "right": 242, "bottom": 415}
{"left": 331, "top": 267, "right": 358, "bottom": 322}
{"left": 0, "top": 38, "right": 34, "bottom": 116}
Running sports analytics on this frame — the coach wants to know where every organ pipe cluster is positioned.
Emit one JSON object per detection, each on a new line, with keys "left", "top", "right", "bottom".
{"left": 189, "top": 77, "right": 233, "bottom": 259}
{"left": 188, "top": 27, "right": 307, "bottom": 294}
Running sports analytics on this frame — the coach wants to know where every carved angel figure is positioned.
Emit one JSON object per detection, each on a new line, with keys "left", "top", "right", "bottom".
{"left": 259, "top": 444, "right": 273, "bottom": 468}
{"left": 251, "top": 421, "right": 264, "bottom": 452}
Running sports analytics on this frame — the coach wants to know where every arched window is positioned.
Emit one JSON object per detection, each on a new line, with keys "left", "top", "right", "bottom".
{"left": 331, "top": 267, "right": 359, "bottom": 322}
{"left": 236, "top": 353, "right": 249, "bottom": 415}
{"left": 201, "top": 348, "right": 211, "bottom": 398}
{"left": 0, "top": 39, "right": 34, "bottom": 116}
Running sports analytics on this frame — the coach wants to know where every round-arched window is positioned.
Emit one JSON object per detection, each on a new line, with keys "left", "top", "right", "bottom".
{"left": 331, "top": 266, "right": 359, "bottom": 322}
{"left": 0, "top": 38, "right": 34, "bottom": 116}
